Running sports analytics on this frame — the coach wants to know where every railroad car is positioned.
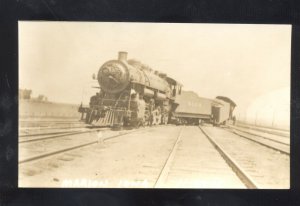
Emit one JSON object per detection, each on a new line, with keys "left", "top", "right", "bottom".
{"left": 171, "top": 91, "right": 213, "bottom": 125}
{"left": 171, "top": 92, "right": 236, "bottom": 126}
{"left": 79, "top": 51, "right": 182, "bottom": 127}
{"left": 212, "top": 96, "right": 236, "bottom": 125}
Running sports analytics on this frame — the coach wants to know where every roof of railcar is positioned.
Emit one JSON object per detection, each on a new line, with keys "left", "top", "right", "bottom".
{"left": 216, "top": 96, "right": 237, "bottom": 107}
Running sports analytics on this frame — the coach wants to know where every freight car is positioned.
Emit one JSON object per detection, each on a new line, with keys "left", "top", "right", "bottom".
{"left": 79, "top": 51, "right": 182, "bottom": 127}
{"left": 171, "top": 91, "right": 236, "bottom": 126}
{"left": 212, "top": 96, "right": 236, "bottom": 126}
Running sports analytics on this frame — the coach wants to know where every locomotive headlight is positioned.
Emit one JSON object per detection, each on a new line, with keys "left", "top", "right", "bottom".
{"left": 98, "top": 60, "right": 130, "bottom": 94}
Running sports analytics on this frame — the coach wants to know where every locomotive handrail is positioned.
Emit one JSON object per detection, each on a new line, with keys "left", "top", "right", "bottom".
{"left": 97, "top": 98, "right": 140, "bottom": 102}
{"left": 140, "top": 69, "right": 151, "bottom": 87}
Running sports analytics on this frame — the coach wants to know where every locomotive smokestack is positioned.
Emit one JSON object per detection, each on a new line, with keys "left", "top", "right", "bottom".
{"left": 118, "top": 51, "right": 128, "bottom": 62}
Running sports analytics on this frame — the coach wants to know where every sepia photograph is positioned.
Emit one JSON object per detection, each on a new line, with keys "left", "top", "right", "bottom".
{"left": 18, "top": 22, "right": 290, "bottom": 188}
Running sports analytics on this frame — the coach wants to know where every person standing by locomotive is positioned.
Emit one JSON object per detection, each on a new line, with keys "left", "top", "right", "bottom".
{"left": 233, "top": 116, "right": 236, "bottom": 125}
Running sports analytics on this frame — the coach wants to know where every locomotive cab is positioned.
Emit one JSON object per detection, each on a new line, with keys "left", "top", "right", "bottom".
{"left": 165, "top": 76, "right": 182, "bottom": 99}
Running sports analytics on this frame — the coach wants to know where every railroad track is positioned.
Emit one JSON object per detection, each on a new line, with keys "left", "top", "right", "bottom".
{"left": 154, "top": 127, "right": 183, "bottom": 188}
{"left": 19, "top": 125, "right": 90, "bottom": 138}
{"left": 199, "top": 126, "right": 257, "bottom": 188}
{"left": 19, "top": 123, "right": 86, "bottom": 130}
{"left": 19, "top": 128, "right": 108, "bottom": 143}
{"left": 19, "top": 126, "right": 152, "bottom": 165}
{"left": 19, "top": 119, "right": 86, "bottom": 130}
{"left": 199, "top": 125, "right": 289, "bottom": 188}
{"left": 20, "top": 120, "right": 82, "bottom": 124}
{"left": 19, "top": 125, "right": 289, "bottom": 188}
{"left": 235, "top": 123, "right": 289, "bottom": 138}
{"left": 228, "top": 125, "right": 289, "bottom": 141}
{"left": 20, "top": 124, "right": 86, "bottom": 131}
{"left": 225, "top": 125, "right": 290, "bottom": 155}
{"left": 153, "top": 126, "right": 250, "bottom": 188}
{"left": 153, "top": 125, "right": 289, "bottom": 188}
{"left": 20, "top": 131, "right": 71, "bottom": 138}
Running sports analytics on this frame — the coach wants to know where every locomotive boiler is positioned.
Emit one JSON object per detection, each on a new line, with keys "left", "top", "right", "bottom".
{"left": 79, "top": 51, "right": 182, "bottom": 127}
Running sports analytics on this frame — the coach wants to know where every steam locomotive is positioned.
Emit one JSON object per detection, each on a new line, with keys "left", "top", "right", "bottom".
{"left": 78, "top": 51, "right": 236, "bottom": 127}
{"left": 79, "top": 51, "right": 183, "bottom": 127}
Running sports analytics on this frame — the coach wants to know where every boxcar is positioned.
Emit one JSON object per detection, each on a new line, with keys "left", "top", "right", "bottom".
{"left": 212, "top": 96, "right": 236, "bottom": 125}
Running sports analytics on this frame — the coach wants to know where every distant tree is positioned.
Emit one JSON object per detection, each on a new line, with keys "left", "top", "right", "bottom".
{"left": 19, "top": 89, "right": 32, "bottom": 99}
{"left": 37, "top": 95, "right": 44, "bottom": 101}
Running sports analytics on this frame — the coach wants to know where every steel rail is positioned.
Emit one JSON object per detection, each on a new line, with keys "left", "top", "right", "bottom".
{"left": 225, "top": 128, "right": 290, "bottom": 155}
{"left": 19, "top": 129, "right": 108, "bottom": 144}
{"left": 227, "top": 126, "right": 289, "bottom": 145}
{"left": 19, "top": 125, "right": 88, "bottom": 132}
{"left": 20, "top": 130, "right": 84, "bottom": 138}
{"left": 235, "top": 124, "right": 289, "bottom": 137}
{"left": 154, "top": 127, "right": 183, "bottom": 188}
{"left": 19, "top": 127, "right": 151, "bottom": 165}
{"left": 199, "top": 126, "right": 258, "bottom": 189}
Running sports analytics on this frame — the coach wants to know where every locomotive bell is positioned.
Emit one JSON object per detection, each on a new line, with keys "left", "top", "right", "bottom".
{"left": 98, "top": 59, "right": 130, "bottom": 94}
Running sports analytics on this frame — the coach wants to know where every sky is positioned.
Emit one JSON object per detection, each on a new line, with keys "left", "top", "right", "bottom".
{"left": 19, "top": 22, "right": 291, "bottom": 118}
